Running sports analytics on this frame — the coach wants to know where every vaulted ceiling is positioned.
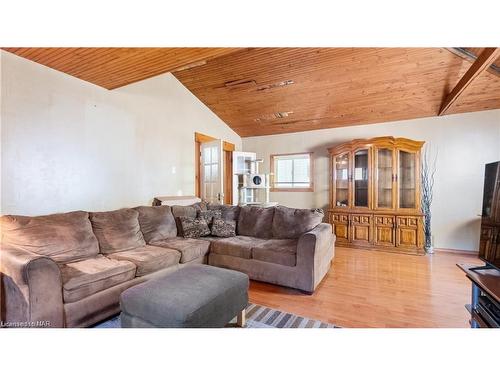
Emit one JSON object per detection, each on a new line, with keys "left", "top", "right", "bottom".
{"left": 1, "top": 48, "right": 242, "bottom": 89}
{"left": 2, "top": 47, "right": 499, "bottom": 137}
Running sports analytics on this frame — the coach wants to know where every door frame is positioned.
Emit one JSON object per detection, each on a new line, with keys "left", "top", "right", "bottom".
{"left": 194, "top": 132, "right": 235, "bottom": 204}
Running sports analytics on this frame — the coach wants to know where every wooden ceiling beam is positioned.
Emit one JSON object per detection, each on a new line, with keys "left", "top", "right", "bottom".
{"left": 439, "top": 48, "right": 500, "bottom": 116}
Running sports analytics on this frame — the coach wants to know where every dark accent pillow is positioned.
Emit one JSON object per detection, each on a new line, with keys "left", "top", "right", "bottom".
{"left": 197, "top": 209, "right": 222, "bottom": 223}
{"left": 211, "top": 219, "right": 236, "bottom": 238}
{"left": 208, "top": 204, "right": 241, "bottom": 221}
{"left": 178, "top": 217, "right": 211, "bottom": 238}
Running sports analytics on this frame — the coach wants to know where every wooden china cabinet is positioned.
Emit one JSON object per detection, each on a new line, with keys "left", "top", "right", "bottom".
{"left": 328, "top": 137, "right": 425, "bottom": 255}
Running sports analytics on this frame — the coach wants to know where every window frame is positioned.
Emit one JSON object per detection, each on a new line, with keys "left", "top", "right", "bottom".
{"left": 270, "top": 152, "right": 314, "bottom": 192}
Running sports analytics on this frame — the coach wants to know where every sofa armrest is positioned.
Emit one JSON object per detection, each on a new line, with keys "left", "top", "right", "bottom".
{"left": 1, "top": 245, "right": 64, "bottom": 327}
{"left": 296, "top": 223, "right": 335, "bottom": 292}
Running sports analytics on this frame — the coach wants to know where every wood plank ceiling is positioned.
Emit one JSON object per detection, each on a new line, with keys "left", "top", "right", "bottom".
{"left": 2, "top": 47, "right": 499, "bottom": 137}
{"left": 1, "top": 48, "right": 242, "bottom": 89}
{"left": 173, "top": 48, "right": 500, "bottom": 136}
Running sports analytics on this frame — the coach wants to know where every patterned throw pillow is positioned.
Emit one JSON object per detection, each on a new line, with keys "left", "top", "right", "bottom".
{"left": 178, "top": 217, "right": 211, "bottom": 238}
{"left": 211, "top": 218, "right": 236, "bottom": 238}
{"left": 197, "top": 209, "right": 222, "bottom": 224}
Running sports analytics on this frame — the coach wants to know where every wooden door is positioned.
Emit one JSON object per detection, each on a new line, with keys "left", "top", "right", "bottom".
{"left": 350, "top": 214, "right": 372, "bottom": 246}
{"left": 374, "top": 215, "right": 395, "bottom": 246}
{"left": 395, "top": 216, "right": 420, "bottom": 249}
{"left": 331, "top": 213, "right": 350, "bottom": 243}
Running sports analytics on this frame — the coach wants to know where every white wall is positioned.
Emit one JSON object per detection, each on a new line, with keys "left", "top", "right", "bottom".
{"left": 0, "top": 51, "right": 241, "bottom": 215}
{"left": 243, "top": 110, "right": 500, "bottom": 251}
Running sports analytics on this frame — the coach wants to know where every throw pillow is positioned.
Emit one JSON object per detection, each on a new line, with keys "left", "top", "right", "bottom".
{"left": 211, "top": 219, "right": 237, "bottom": 238}
{"left": 197, "top": 209, "right": 222, "bottom": 223}
{"left": 178, "top": 216, "right": 211, "bottom": 238}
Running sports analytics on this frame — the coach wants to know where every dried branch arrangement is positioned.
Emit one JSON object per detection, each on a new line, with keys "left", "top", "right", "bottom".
{"left": 421, "top": 145, "right": 437, "bottom": 252}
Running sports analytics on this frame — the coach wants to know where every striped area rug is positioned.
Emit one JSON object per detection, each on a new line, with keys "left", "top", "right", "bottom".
{"left": 239, "top": 303, "right": 338, "bottom": 328}
{"left": 94, "top": 303, "right": 338, "bottom": 328}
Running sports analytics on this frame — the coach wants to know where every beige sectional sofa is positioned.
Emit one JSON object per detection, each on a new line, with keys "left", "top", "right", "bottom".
{"left": 0, "top": 204, "right": 335, "bottom": 328}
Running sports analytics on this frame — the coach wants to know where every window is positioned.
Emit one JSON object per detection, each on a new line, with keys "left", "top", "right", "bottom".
{"left": 271, "top": 153, "right": 314, "bottom": 191}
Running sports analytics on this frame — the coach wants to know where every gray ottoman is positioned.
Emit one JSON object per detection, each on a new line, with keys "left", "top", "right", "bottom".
{"left": 120, "top": 264, "right": 249, "bottom": 328}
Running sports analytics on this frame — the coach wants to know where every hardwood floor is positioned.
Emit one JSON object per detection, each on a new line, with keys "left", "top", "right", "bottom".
{"left": 248, "top": 246, "right": 482, "bottom": 328}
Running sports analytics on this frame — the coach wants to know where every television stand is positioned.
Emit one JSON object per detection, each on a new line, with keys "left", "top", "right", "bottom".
{"left": 457, "top": 264, "right": 500, "bottom": 328}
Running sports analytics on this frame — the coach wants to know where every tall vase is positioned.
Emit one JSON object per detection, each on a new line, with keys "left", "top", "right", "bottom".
{"left": 424, "top": 213, "right": 434, "bottom": 253}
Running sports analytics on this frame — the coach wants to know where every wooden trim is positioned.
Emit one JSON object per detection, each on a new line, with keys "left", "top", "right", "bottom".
{"left": 195, "top": 132, "right": 216, "bottom": 143}
{"left": 224, "top": 150, "right": 233, "bottom": 204}
{"left": 195, "top": 132, "right": 235, "bottom": 151}
{"left": 434, "top": 248, "right": 479, "bottom": 255}
{"left": 439, "top": 48, "right": 500, "bottom": 115}
{"left": 446, "top": 48, "right": 500, "bottom": 77}
{"left": 270, "top": 152, "right": 314, "bottom": 192}
{"left": 223, "top": 141, "right": 235, "bottom": 152}
{"left": 270, "top": 188, "right": 314, "bottom": 192}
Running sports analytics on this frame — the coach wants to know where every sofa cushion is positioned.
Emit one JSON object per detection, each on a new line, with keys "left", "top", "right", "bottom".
{"left": 272, "top": 206, "right": 324, "bottom": 239}
{"left": 211, "top": 219, "right": 236, "bottom": 238}
{"left": 198, "top": 236, "right": 224, "bottom": 243}
{"left": 1, "top": 211, "right": 99, "bottom": 263}
{"left": 107, "top": 245, "right": 181, "bottom": 276}
{"left": 178, "top": 217, "right": 211, "bottom": 238}
{"left": 237, "top": 206, "right": 274, "bottom": 239}
{"left": 150, "top": 237, "right": 210, "bottom": 263}
{"left": 134, "top": 205, "right": 177, "bottom": 243}
{"left": 252, "top": 239, "right": 298, "bottom": 267}
{"left": 171, "top": 205, "right": 198, "bottom": 219}
{"left": 211, "top": 235, "right": 268, "bottom": 259}
{"left": 90, "top": 209, "right": 146, "bottom": 254}
{"left": 60, "top": 254, "right": 136, "bottom": 303}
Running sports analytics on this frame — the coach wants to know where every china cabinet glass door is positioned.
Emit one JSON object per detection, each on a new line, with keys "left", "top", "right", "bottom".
{"left": 398, "top": 150, "right": 417, "bottom": 209}
{"left": 353, "top": 149, "right": 369, "bottom": 207}
{"left": 334, "top": 153, "right": 349, "bottom": 207}
{"left": 376, "top": 148, "right": 394, "bottom": 209}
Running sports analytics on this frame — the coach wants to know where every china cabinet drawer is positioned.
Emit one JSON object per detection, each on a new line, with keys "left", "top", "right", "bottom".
{"left": 396, "top": 216, "right": 419, "bottom": 228}
{"left": 350, "top": 214, "right": 372, "bottom": 225}
{"left": 374, "top": 215, "right": 395, "bottom": 227}
{"left": 331, "top": 213, "right": 349, "bottom": 223}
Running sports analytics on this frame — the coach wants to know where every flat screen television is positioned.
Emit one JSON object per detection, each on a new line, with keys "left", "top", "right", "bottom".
{"left": 478, "top": 161, "right": 500, "bottom": 270}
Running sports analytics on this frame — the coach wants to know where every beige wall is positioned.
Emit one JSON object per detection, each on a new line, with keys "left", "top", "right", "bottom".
{"left": 243, "top": 110, "right": 500, "bottom": 251}
{"left": 0, "top": 51, "right": 241, "bottom": 215}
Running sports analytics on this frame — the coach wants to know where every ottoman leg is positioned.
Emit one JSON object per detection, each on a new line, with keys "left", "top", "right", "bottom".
{"left": 236, "top": 309, "right": 246, "bottom": 327}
